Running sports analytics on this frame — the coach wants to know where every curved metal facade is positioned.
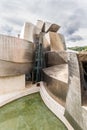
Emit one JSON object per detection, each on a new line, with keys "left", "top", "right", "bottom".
{"left": 0, "top": 34, "right": 35, "bottom": 63}
{"left": 0, "top": 34, "right": 35, "bottom": 76}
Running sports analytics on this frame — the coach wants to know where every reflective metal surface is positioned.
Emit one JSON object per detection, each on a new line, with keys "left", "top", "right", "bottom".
{"left": 0, "top": 34, "right": 35, "bottom": 63}
{"left": 43, "top": 32, "right": 66, "bottom": 51}
{"left": 45, "top": 51, "right": 67, "bottom": 67}
{"left": 78, "top": 52, "right": 87, "bottom": 61}
{"left": 0, "top": 59, "right": 33, "bottom": 76}
{"left": 0, "top": 34, "right": 35, "bottom": 76}
{"left": 45, "top": 22, "right": 60, "bottom": 32}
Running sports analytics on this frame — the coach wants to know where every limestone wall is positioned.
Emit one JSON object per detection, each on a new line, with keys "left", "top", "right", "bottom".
{"left": 65, "top": 52, "right": 87, "bottom": 130}
{"left": 0, "top": 75, "right": 25, "bottom": 94}
{"left": 40, "top": 83, "right": 74, "bottom": 130}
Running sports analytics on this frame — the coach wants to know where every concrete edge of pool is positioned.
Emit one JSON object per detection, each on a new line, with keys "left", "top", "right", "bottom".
{"left": 0, "top": 82, "right": 74, "bottom": 130}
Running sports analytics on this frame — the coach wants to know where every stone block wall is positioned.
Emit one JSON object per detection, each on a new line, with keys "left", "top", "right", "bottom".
{"left": 0, "top": 75, "right": 25, "bottom": 94}
{"left": 65, "top": 52, "right": 87, "bottom": 130}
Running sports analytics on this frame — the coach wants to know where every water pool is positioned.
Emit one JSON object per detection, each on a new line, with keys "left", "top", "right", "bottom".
{"left": 0, "top": 93, "right": 67, "bottom": 130}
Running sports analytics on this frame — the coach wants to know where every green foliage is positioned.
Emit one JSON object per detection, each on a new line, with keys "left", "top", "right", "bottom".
{"left": 68, "top": 46, "right": 87, "bottom": 52}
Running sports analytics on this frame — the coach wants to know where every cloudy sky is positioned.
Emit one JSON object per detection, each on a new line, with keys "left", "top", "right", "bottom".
{"left": 0, "top": 0, "right": 87, "bottom": 47}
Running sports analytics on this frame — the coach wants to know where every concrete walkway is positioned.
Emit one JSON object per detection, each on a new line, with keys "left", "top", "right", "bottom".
{"left": 0, "top": 84, "right": 39, "bottom": 107}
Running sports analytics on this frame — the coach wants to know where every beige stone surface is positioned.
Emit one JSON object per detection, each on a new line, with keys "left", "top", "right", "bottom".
{"left": 43, "top": 64, "right": 68, "bottom": 83}
{"left": 40, "top": 83, "right": 74, "bottom": 130}
{"left": 36, "top": 20, "right": 44, "bottom": 31}
{"left": 43, "top": 32, "right": 51, "bottom": 50}
{"left": 0, "top": 85, "right": 40, "bottom": 107}
{"left": 20, "top": 22, "right": 35, "bottom": 42}
{"left": 65, "top": 52, "right": 87, "bottom": 130}
{"left": 43, "top": 32, "right": 65, "bottom": 51}
{"left": 0, "top": 60, "right": 33, "bottom": 77}
{"left": 78, "top": 52, "right": 87, "bottom": 61}
{"left": 45, "top": 22, "right": 60, "bottom": 32}
{"left": 20, "top": 22, "right": 41, "bottom": 42}
{"left": 43, "top": 64, "right": 68, "bottom": 105}
{"left": 34, "top": 26, "right": 41, "bottom": 36}
{"left": 50, "top": 33, "right": 66, "bottom": 51}
{"left": 59, "top": 33, "right": 66, "bottom": 50}
{"left": 45, "top": 51, "right": 67, "bottom": 67}
{"left": 82, "top": 107, "right": 87, "bottom": 130}
{"left": 0, "top": 75, "right": 25, "bottom": 94}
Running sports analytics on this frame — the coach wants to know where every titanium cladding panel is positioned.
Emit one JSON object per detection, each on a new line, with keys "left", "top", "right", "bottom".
{"left": 0, "top": 35, "right": 35, "bottom": 76}
{"left": 0, "top": 34, "right": 35, "bottom": 63}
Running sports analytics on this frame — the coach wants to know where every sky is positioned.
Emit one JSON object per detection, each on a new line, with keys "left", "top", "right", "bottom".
{"left": 0, "top": 0, "right": 87, "bottom": 47}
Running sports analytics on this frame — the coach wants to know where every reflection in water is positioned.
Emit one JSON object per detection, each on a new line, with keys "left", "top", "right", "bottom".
{"left": 0, "top": 93, "right": 67, "bottom": 130}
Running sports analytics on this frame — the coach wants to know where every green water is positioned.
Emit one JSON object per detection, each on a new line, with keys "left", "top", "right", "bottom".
{"left": 0, "top": 93, "right": 67, "bottom": 130}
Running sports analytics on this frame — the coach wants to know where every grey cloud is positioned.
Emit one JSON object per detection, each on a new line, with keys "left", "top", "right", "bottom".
{"left": 5, "top": 17, "right": 24, "bottom": 26}
{"left": 60, "top": 8, "right": 87, "bottom": 44}
{"left": 68, "top": 35, "right": 83, "bottom": 42}
{"left": 26, "top": 0, "right": 77, "bottom": 24}
{"left": 63, "top": 8, "right": 85, "bottom": 36}
{"left": 0, "top": 24, "right": 20, "bottom": 36}
{"left": 0, "top": 24, "right": 13, "bottom": 34}
{"left": 64, "top": 21, "right": 80, "bottom": 35}
{"left": 0, "top": 0, "right": 87, "bottom": 47}
{"left": 1, "top": 0, "right": 77, "bottom": 25}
